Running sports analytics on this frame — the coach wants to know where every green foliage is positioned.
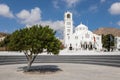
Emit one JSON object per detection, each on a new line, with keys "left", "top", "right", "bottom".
{"left": 9, "top": 25, "right": 61, "bottom": 54}
{"left": 102, "top": 34, "right": 114, "bottom": 51}
{"left": 8, "top": 25, "right": 62, "bottom": 70}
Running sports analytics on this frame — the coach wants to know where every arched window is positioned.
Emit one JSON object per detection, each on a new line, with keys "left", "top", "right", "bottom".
{"left": 85, "top": 33, "right": 90, "bottom": 38}
{"left": 67, "top": 14, "right": 71, "bottom": 18}
{"left": 67, "top": 29, "right": 70, "bottom": 32}
{"left": 75, "top": 36, "right": 78, "bottom": 39}
{"left": 68, "top": 36, "right": 70, "bottom": 39}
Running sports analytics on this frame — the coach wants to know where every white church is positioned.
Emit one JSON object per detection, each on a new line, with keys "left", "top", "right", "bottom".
{"left": 64, "top": 11, "right": 102, "bottom": 51}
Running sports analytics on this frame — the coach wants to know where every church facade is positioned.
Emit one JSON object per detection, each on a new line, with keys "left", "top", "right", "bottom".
{"left": 64, "top": 11, "right": 102, "bottom": 51}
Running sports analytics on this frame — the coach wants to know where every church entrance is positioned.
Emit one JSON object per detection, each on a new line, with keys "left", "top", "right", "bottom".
{"left": 69, "top": 44, "right": 72, "bottom": 50}
{"left": 83, "top": 42, "right": 87, "bottom": 50}
{"left": 88, "top": 42, "right": 93, "bottom": 50}
{"left": 82, "top": 42, "right": 93, "bottom": 50}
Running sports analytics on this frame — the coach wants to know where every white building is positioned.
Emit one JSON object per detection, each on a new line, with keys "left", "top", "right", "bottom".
{"left": 0, "top": 37, "right": 5, "bottom": 42}
{"left": 64, "top": 11, "right": 102, "bottom": 51}
{"left": 115, "top": 37, "right": 120, "bottom": 51}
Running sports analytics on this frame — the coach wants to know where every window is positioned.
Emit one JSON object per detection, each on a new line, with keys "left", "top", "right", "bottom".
{"left": 75, "top": 36, "right": 78, "bottom": 39}
{"left": 67, "top": 14, "right": 70, "bottom": 18}
{"left": 82, "top": 36, "right": 84, "bottom": 39}
{"left": 67, "top": 29, "right": 70, "bottom": 32}
{"left": 68, "top": 36, "right": 70, "bottom": 39}
{"left": 85, "top": 33, "right": 90, "bottom": 38}
{"left": 67, "top": 22, "right": 71, "bottom": 25}
{"left": 97, "top": 37, "right": 99, "bottom": 40}
{"left": 76, "top": 43, "right": 77, "bottom": 46}
{"left": 115, "top": 38, "right": 117, "bottom": 43}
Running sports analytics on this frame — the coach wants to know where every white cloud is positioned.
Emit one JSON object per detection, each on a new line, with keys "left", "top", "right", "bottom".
{"left": 16, "top": 10, "right": 30, "bottom": 20}
{"left": 16, "top": 7, "right": 41, "bottom": 25}
{"left": 109, "top": 2, "right": 120, "bottom": 15}
{"left": 53, "top": 0, "right": 81, "bottom": 9}
{"left": 16, "top": 7, "right": 64, "bottom": 38}
{"left": 89, "top": 5, "right": 98, "bottom": 12}
{"left": 40, "top": 20, "right": 64, "bottom": 39}
{"left": 0, "top": 4, "right": 14, "bottom": 18}
{"left": 40, "top": 20, "right": 64, "bottom": 31}
{"left": 117, "top": 21, "right": 120, "bottom": 26}
{"left": 100, "top": 0, "right": 106, "bottom": 3}
{"left": 53, "top": 0, "right": 59, "bottom": 9}
{"left": 63, "top": 0, "right": 80, "bottom": 8}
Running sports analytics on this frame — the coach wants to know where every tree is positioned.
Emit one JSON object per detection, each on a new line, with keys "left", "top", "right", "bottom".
{"left": 102, "top": 34, "right": 114, "bottom": 51}
{"left": 8, "top": 25, "right": 62, "bottom": 71}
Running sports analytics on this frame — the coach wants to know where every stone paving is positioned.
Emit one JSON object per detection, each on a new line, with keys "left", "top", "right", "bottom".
{"left": 0, "top": 63, "right": 120, "bottom": 80}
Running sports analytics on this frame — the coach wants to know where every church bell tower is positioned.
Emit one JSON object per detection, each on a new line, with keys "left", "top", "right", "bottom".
{"left": 64, "top": 11, "right": 73, "bottom": 48}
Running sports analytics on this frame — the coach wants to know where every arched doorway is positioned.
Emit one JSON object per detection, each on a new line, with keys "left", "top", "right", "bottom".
{"left": 69, "top": 44, "right": 72, "bottom": 50}
{"left": 83, "top": 42, "right": 87, "bottom": 50}
{"left": 88, "top": 42, "right": 93, "bottom": 50}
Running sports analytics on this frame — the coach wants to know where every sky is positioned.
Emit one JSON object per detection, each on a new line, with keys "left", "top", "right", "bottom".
{"left": 0, "top": 0, "right": 120, "bottom": 39}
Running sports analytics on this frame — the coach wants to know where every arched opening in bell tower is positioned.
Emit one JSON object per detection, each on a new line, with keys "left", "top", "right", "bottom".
{"left": 67, "top": 14, "right": 71, "bottom": 18}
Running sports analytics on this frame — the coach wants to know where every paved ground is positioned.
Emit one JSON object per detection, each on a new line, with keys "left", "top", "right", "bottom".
{"left": 0, "top": 63, "right": 120, "bottom": 80}
{"left": 1, "top": 55, "right": 120, "bottom": 67}
{"left": 0, "top": 51, "right": 120, "bottom": 80}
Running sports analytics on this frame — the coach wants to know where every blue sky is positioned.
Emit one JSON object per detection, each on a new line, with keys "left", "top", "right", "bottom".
{"left": 0, "top": 0, "right": 120, "bottom": 38}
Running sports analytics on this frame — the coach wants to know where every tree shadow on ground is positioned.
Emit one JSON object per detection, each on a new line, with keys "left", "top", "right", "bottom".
{"left": 18, "top": 65, "right": 62, "bottom": 74}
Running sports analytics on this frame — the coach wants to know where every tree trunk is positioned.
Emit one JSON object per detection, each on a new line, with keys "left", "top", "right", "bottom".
{"left": 27, "top": 60, "right": 32, "bottom": 71}
{"left": 26, "top": 54, "right": 38, "bottom": 71}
